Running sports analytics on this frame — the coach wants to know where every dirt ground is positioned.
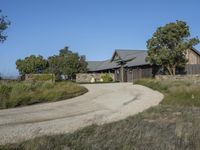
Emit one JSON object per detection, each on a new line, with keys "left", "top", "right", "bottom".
{"left": 0, "top": 83, "right": 163, "bottom": 145}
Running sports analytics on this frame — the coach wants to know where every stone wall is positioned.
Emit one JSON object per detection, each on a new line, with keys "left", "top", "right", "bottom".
{"left": 76, "top": 73, "right": 115, "bottom": 83}
{"left": 155, "top": 74, "right": 200, "bottom": 82}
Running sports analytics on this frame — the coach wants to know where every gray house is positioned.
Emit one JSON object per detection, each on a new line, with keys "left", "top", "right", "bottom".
{"left": 87, "top": 50, "right": 153, "bottom": 82}
{"left": 87, "top": 48, "right": 200, "bottom": 82}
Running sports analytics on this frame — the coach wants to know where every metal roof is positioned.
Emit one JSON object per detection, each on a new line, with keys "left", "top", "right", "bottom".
{"left": 87, "top": 61, "right": 104, "bottom": 71}
{"left": 87, "top": 60, "right": 119, "bottom": 71}
{"left": 96, "top": 60, "right": 119, "bottom": 71}
{"left": 87, "top": 48, "right": 200, "bottom": 71}
{"left": 115, "top": 49, "right": 147, "bottom": 61}
{"left": 191, "top": 47, "right": 200, "bottom": 56}
{"left": 87, "top": 49, "right": 149, "bottom": 71}
{"left": 125, "top": 51, "right": 149, "bottom": 67}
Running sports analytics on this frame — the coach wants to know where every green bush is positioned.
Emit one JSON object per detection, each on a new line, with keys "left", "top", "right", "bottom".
{"left": 0, "top": 84, "right": 12, "bottom": 97}
{"left": 101, "top": 74, "right": 113, "bottom": 82}
{"left": 0, "top": 84, "right": 12, "bottom": 108}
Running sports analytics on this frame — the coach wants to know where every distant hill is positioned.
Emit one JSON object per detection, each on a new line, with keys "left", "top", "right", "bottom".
{"left": 0, "top": 75, "right": 19, "bottom": 80}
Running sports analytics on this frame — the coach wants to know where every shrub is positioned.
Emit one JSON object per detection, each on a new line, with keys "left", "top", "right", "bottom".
{"left": 41, "top": 82, "right": 54, "bottom": 89}
{"left": 101, "top": 74, "right": 113, "bottom": 82}
{"left": 0, "top": 84, "right": 12, "bottom": 97}
{"left": 0, "top": 84, "right": 12, "bottom": 108}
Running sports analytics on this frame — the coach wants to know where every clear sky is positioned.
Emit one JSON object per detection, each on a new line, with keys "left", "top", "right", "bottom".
{"left": 1, "top": 0, "right": 200, "bottom": 76}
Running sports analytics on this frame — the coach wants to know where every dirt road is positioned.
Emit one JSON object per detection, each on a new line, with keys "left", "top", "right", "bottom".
{"left": 0, "top": 83, "right": 163, "bottom": 144}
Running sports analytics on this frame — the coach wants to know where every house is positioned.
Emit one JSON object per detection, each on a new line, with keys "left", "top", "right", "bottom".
{"left": 87, "top": 48, "right": 200, "bottom": 82}
{"left": 186, "top": 48, "right": 200, "bottom": 64}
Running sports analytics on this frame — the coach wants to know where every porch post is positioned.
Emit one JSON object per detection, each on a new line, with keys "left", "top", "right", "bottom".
{"left": 121, "top": 65, "right": 124, "bottom": 82}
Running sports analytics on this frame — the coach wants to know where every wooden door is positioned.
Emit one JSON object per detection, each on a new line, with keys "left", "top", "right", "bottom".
{"left": 123, "top": 69, "right": 128, "bottom": 82}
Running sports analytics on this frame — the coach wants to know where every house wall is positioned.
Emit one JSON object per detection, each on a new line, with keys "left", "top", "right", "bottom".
{"left": 186, "top": 49, "right": 200, "bottom": 64}
{"left": 126, "top": 66, "right": 153, "bottom": 82}
{"left": 114, "top": 66, "right": 128, "bottom": 82}
{"left": 114, "top": 69, "right": 121, "bottom": 82}
{"left": 185, "top": 64, "right": 200, "bottom": 74}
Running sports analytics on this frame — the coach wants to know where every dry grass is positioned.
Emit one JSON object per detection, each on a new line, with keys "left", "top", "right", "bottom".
{"left": 2, "top": 105, "right": 200, "bottom": 150}
{"left": 0, "top": 81, "right": 88, "bottom": 109}
{"left": 135, "top": 78, "right": 200, "bottom": 106}
{"left": 2, "top": 79, "right": 200, "bottom": 150}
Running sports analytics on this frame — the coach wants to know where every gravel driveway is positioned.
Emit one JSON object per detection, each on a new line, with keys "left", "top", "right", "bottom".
{"left": 0, "top": 83, "right": 163, "bottom": 145}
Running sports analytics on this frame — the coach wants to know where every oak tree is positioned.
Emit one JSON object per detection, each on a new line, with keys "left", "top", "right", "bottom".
{"left": 48, "top": 47, "right": 87, "bottom": 80}
{"left": 16, "top": 55, "right": 48, "bottom": 75}
{"left": 146, "top": 20, "right": 199, "bottom": 75}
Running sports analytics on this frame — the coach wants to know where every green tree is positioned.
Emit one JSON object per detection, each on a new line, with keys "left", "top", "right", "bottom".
{"left": 146, "top": 20, "right": 199, "bottom": 75}
{"left": 48, "top": 47, "right": 87, "bottom": 80}
{"left": 0, "top": 10, "right": 10, "bottom": 43}
{"left": 48, "top": 55, "right": 63, "bottom": 80}
{"left": 16, "top": 55, "right": 48, "bottom": 75}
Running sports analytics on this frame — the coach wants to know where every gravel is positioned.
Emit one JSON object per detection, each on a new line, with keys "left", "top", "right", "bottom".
{"left": 0, "top": 83, "right": 163, "bottom": 145}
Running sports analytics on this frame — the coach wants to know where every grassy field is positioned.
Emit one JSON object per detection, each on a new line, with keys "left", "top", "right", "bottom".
{"left": 1, "top": 78, "right": 200, "bottom": 150}
{"left": 135, "top": 78, "right": 200, "bottom": 107}
{"left": 2, "top": 105, "right": 200, "bottom": 150}
{"left": 0, "top": 81, "right": 88, "bottom": 109}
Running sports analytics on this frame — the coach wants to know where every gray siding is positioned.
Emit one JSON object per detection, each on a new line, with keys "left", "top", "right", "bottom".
{"left": 126, "top": 66, "right": 153, "bottom": 82}
{"left": 186, "top": 64, "right": 200, "bottom": 74}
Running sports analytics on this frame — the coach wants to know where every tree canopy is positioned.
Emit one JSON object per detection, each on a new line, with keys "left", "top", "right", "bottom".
{"left": 16, "top": 47, "right": 88, "bottom": 80}
{"left": 146, "top": 20, "right": 199, "bottom": 75}
{"left": 48, "top": 47, "right": 87, "bottom": 80}
{"left": 16, "top": 55, "right": 48, "bottom": 75}
{"left": 0, "top": 10, "right": 10, "bottom": 43}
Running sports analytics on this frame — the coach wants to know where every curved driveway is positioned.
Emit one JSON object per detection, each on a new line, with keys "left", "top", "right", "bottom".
{"left": 0, "top": 83, "right": 163, "bottom": 145}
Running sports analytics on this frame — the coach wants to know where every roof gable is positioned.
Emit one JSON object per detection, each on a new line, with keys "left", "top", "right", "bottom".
{"left": 191, "top": 47, "right": 200, "bottom": 56}
{"left": 87, "top": 49, "right": 150, "bottom": 71}
{"left": 114, "top": 49, "right": 147, "bottom": 61}
{"left": 111, "top": 51, "right": 121, "bottom": 62}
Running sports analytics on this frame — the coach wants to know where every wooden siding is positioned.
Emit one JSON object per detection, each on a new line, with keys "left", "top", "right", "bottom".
{"left": 114, "top": 69, "right": 121, "bottom": 82}
{"left": 185, "top": 64, "right": 200, "bottom": 74}
{"left": 186, "top": 49, "right": 200, "bottom": 64}
{"left": 126, "top": 66, "right": 153, "bottom": 82}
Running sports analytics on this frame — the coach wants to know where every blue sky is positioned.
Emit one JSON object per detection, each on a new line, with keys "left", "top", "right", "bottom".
{"left": 1, "top": 0, "right": 200, "bottom": 76}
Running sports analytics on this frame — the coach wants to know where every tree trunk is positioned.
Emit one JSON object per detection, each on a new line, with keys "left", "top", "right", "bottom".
{"left": 172, "top": 66, "right": 176, "bottom": 76}
{"left": 166, "top": 65, "right": 176, "bottom": 76}
{"left": 166, "top": 66, "right": 173, "bottom": 76}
